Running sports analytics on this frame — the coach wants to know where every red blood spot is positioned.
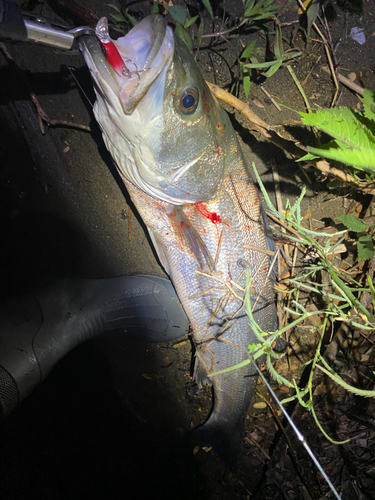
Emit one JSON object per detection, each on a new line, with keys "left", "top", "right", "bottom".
{"left": 217, "top": 124, "right": 221, "bottom": 129}
{"left": 254, "top": 199, "right": 258, "bottom": 206}
{"left": 183, "top": 123, "right": 187, "bottom": 127}
{"left": 216, "top": 146, "right": 221, "bottom": 157}
{"left": 165, "top": 232, "right": 169, "bottom": 235}
{"left": 195, "top": 202, "right": 222, "bottom": 224}
{"left": 244, "top": 224, "right": 250, "bottom": 229}
{"left": 171, "top": 93, "right": 175, "bottom": 97}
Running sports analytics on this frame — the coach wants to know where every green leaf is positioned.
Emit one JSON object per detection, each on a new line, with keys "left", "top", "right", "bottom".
{"left": 263, "top": 59, "right": 282, "bottom": 77}
{"left": 168, "top": 5, "right": 188, "bottom": 25}
{"left": 174, "top": 23, "right": 192, "bottom": 50}
{"left": 151, "top": 4, "right": 159, "bottom": 14}
{"left": 360, "top": 88, "right": 375, "bottom": 122}
{"left": 243, "top": 70, "right": 251, "bottom": 98}
{"left": 184, "top": 15, "right": 198, "bottom": 28}
{"left": 197, "top": 16, "right": 204, "bottom": 48}
{"left": 273, "top": 22, "right": 283, "bottom": 60}
{"left": 306, "top": 141, "right": 375, "bottom": 172}
{"left": 358, "top": 235, "right": 375, "bottom": 261}
{"left": 248, "top": 343, "right": 262, "bottom": 352}
{"left": 335, "top": 214, "right": 369, "bottom": 232}
{"left": 106, "top": 3, "right": 122, "bottom": 13}
{"left": 110, "top": 13, "right": 127, "bottom": 22}
{"left": 244, "top": 0, "right": 279, "bottom": 20}
{"left": 296, "top": 151, "right": 319, "bottom": 162}
{"left": 244, "top": 59, "right": 282, "bottom": 69}
{"left": 282, "top": 50, "right": 302, "bottom": 62}
{"left": 241, "top": 39, "right": 256, "bottom": 60}
{"left": 306, "top": 0, "right": 320, "bottom": 36}
{"left": 299, "top": 105, "right": 375, "bottom": 171}
{"left": 202, "top": 0, "right": 214, "bottom": 19}
{"left": 299, "top": 107, "right": 375, "bottom": 152}
{"left": 125, "top": 11, "right": 137, "bottom": 26}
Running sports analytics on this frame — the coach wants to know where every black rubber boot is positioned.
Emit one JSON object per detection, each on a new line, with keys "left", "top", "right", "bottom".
{"left": 0, "top": 275, "right": 189, "bottom": 419}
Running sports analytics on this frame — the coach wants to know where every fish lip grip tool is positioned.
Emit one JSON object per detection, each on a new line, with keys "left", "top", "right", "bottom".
{"left": 0, "top": 0, "right": 94, "bottom": 50}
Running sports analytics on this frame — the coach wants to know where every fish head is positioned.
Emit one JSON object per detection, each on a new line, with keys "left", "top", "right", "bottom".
{"left": 80, "top": 15, "right": 235, "bottom": 204}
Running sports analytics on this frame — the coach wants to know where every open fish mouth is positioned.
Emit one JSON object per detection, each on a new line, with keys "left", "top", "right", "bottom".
{"left": 79, "top": 15, "right": 174, "bottom": 115}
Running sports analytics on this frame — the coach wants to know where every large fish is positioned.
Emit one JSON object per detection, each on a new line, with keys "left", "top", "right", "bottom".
{"left": 80, "top": 15, "right": 276, "bottom": 456}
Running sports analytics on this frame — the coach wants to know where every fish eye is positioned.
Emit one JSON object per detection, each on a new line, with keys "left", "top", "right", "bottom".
{"left": 177, "top": 87, "right": 199, "bottom": 114}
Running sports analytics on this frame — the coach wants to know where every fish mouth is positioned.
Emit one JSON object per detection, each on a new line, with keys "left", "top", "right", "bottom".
{"left": 79, "top": 15, "right": 174, "bottom": 114}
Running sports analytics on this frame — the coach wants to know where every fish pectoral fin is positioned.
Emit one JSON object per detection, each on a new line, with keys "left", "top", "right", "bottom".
{"left": 171, "top": 207, "right": 215, "bottom": 272}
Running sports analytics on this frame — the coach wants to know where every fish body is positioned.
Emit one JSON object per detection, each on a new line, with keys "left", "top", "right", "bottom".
{"left": 80, "top": 15, "right": 276, "bottom": 455}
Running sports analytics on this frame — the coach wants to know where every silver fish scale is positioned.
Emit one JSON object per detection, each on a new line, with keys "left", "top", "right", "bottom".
{"left": 122, "top": 149, "right": 276, "bottom": 432}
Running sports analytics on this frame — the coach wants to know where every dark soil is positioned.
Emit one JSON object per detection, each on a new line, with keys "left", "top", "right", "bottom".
{"left": 0, "top": 1, "right": 375, "bottom": 499}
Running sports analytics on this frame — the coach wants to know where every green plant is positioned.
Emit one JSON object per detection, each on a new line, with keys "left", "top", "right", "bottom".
{"left": 210, "top": 163, "right": 375, "bottom": 445}
{"left": 242, "top": 0, "right": 279, "bottom": 23}
{"left": 242, "top": 20, "right": 302, "bottom": 78}
{"left": 106, "top": 3, "right": 137, "bottom": 31}
{"left": 298, "top": 89, "right": 375, "bottom": 174}
{"left": 335, "top": 213, "right": 374, "bottom": 262}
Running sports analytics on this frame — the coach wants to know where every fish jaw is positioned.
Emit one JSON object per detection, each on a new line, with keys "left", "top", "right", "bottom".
{"left": 80, "top": 15, "right": 174, "bottom": 115}
{"left": 79, "top": 15, "right": 237, "bottom": 205}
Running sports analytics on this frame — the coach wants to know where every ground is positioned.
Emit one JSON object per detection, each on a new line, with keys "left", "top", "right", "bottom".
{"left": 0, "top": 0, "right": 374, "bottom": 499}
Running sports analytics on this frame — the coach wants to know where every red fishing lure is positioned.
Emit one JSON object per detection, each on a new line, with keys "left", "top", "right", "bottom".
{"left": 95, "top": 17, "right": 130, "bottom": 78}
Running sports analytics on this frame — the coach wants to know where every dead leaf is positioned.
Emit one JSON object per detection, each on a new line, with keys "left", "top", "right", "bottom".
{"left": 348, "top": 72, "right": 357, "bottom": 81}
{"left": 280, "top": 271, "right": 291, "bottom": 280}
{"left": 280, "top": 385, "right": 290, "bottom": 393}
{"left": 277, "top": 362, "right": 289, "bottom": 376}
{"left": 202, "top": 446, "right": 212, "bottom": 452}
{"left": 252, "top": 97, "right": 265, "bottom": 109}
{"left": 361, "top": 354, "right": 370, "bottom": 362}
{"left": 355, "top": 203, "right": 363, "bottom": 214}
{"left": 253, "top": 402, "right": 267, "bottom": 409}
{"left": 141, "top": 373, "right": 153, "bottom": 381}
{"left": 63, "top": 146, "right": 69, "bottom": 153}
{"left": 314, "top": 384, "right": 328, "bottom": 395}
{"left": 276, "top": 283, "right": 288, "bottom": 291}
{"left": 173, "top": 340, "right": 188, "bottom": 348}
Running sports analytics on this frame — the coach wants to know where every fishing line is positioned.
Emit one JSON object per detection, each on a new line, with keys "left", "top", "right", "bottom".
{"left": 251, "top": 359, "right": 342, "bottom": 499}
{"left": 67, "top": 66, "right": 93, "bottom": 108}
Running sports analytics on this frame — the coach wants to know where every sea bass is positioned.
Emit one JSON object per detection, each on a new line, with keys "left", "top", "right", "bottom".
{"left": 80, "top": 15, "right": 276, "bottom": 455}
